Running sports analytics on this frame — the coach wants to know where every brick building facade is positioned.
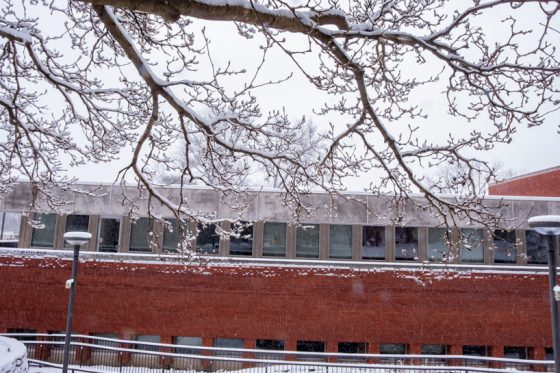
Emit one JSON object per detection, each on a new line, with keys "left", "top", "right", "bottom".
{"left": 1, "top": 182, "right": 559, "bottom": 362}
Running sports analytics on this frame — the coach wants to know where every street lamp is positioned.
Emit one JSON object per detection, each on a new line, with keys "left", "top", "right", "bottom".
{"left": 528, "top": 215, "right": 560, "bottom": 373}
{"left": 62, "top": 231, "right": 92, "bottom": 373}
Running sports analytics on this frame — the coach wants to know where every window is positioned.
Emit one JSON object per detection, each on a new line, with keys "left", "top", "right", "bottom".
{"left": 214, "top": 338, "right": 244, "bottom": 357}
{"left": 459, "top": 229, "right": 484, "bottom": 263}
{"left": 296, "top": 340, "right": 325, "bottom": 361}
{"left": 504, "top": 346, "right": 531, "bottom": 370}
{"left": 493, "top": 230, "right": 516, "bottom": 264}
{"left": 31, "top": 213, "right": 57, "bottom": 248}
{"left": 129, "top": 217, "right": 153, "bottom": 252}
{"left": 526, "top": 230, "right": 548, "bottom": 264}
{"left": 395, "top": 227, "right": 418, "bottom": 260}
{"left": 338, "top": 342, "right": 366, "bottom": 354}
{"left": 163, "top": 218, "right": 188, "bottom": 253}
{"left": 422, "top": 344, "right": 448, "bottom": 365}
{"left": 362, "top": 226, "right": 385, "bottom": 260}
{"left": 92, "top": 333, "right": 119, "bottom": 347}
{"left": 296, "top": 224, "right": 320, "bottom": 258}
{"left": 7, "top": 328, "right": 37, "bottom": 341}
{"left": 380, "top": 343, "right": 407, "bottom": 364}
{"left": 256, "top": 339, "right": 284, "bottom": 350}
{"left": 329, "top": 225, "right": 352, "bottom": 259}
{"left": 463, "top": 345, "right": 489, "bottom": 367}
{"left": 64, "top": 215, "right": 89, "bottom": 248}
{"left": 174, "top": 336, "right": 202, "bottom": 354}
{"left": 196, "top": 224, "right": 219, "bottom": 255}
{"left": 135, "top": 335, "right": 160, "bottom": 351}
{"left": 98, "top": 217, "right": 120, "bottom": 252}
{"left": 229, "top": 223, "right": 253, "bottom": 256}
{"left": 428, "top": 228, "right": 451, "bottom": 262}
{"left": 263, "top": 222, "right": 286, "bottom": 257}
{"left": 256, "top": 339, "right": 284, "bottom": 359}
{"left": 0, "top": 212, "right": 21, "bottom": 247}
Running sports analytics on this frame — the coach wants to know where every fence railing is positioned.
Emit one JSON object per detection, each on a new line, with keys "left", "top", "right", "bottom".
{"left": 3, "top": 333, "right": 554, "bottom": 373}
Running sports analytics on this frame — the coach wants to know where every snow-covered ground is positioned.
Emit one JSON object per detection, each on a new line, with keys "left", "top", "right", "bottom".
{"left": 0, "top": 336, "right": 28, "bottom": 373}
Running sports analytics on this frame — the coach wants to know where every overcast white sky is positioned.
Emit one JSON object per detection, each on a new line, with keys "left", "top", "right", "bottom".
{"left": 55, "top": 2, "right": 560, "bottom": 190}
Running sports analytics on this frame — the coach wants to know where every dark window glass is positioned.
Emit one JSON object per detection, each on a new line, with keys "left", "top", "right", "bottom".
{"left": 395, "top": 227, "right": 418, "bottom": 260}
{"left": 256, "top": 339, "right": 284, "bottom": 350}
{"left": 98, "top": 217, "right": 120, "bottom": 252}
{"left": 129, "top": 217, "right": 152, "bottom": 252}
{"left": 7, "top": 328, "right": 37, "bottom": 341}
{"left": 460, "top": 229, "right": 484, "bottom": 263}
{"left": 214, "top": 338, "right": 243, "bottom": 357}
{"left": 463, "top": 345, "right": 488, "bottom": 356}
{"left": 380, "top": 344, "right": 407, "bottom": 354}
{"left": 362, "top": 226, "right": 385, "bottom": 260}
{"left": 196, "top": 224, "right": 219, "bottom": 255}
{"left": 296, "top": 340, "right": 325, "bottom": 361}
{"left": 504, "top": 346, "right": 528, "bottom": 359}
{"left": 31, "top": 213, "right": 57, "bottom": 248}
{"left": 422, "top": 344, "right": 447, "bottom": 355}
{"left": 163, "top": 218, "right": 187, "bottom": 253}
{"left": 229, "top": 223, "right": 253, "bottom": 256}
{"left": 526, "top": 230, "right": 548, "bottom": 264}
{"left": 296, "top": 225, "right": 320, "bottom": 258}
{"left": 380, "top": 344, "right": 407, "bottom": 364}
{"left": 174, "top": 336, "right": 202, "bottom": 354}
{"left": 263, "top": 223, "right": 286, "bottom": 257}
{"left": 338, "top": 342, "right": 366, "bottom": 362}
{"left": 135, "top": 335, "right": 160, "bottom": 351}
{"left": 256, "top": 339, "right": 284, "bottom": 359}
{"left": 338, "top": 342, "right": 366, "bottom": 354}
{"left": 329, "top": 225, "right": 352, "bottom": 259}
{"left": 428, "top": 228, "right": 450, "bottom": 261}
{"left": 493, "top": 230, "right": 516, "bottom": 264}
{"left": 65, "top": 215, "right": 89, "bottom": 232}
{"left": 546, "top": 347, "right": 553, "bottom": 360}
{"left": 0, "top": 212, "right": 21, "bottom": 245}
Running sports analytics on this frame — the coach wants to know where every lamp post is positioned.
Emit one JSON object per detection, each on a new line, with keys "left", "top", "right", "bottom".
{"left": 528, "top": 215, "right": 560, "bottom": 373}
{"left": 62, "top": 231, "right": 92, "bottom": 373}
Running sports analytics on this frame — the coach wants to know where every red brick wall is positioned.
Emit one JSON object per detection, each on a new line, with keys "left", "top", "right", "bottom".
{"left": 489, "top": 168, "right": 560, "bottom": 197}
{"left": 0, "top": 255, "right": 553, "bottom": 349}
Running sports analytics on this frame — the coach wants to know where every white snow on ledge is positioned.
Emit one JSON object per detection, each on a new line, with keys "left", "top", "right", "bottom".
{"left": 0, "top": 336, "right": 28, "bottom": 373}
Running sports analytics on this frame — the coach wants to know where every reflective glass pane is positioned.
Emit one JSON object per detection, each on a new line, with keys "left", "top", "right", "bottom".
{"left": 214, "top": 338, "right": 243, "bottom": 357}
{"left": 197, "top": 224, "right": 219, "bottom": 255}
{"left": 230, "top": 223, "right": 253, "bottom": 256}
{"left": 0, "top": 212, "right": 21, "bottom": 245}
{"left": 135, "top": 335, "right": 160, "bottom": 351}
{"left": 263, "top": 223, "right": 286, "bottom": 257}
{"left": 98, "top": 218, "right": 120, "bottom": 252}
{"left": 296, "top": 225, "right": 320, "bottom": 258}
{"left": 175, "top": 336, "right": 202, "bottom": 354}
{"left": 163, "top": 218, "right": 182, "bottom": 252}
{"left": 422, "top": 344, "right": 447, "bottom": 355}
{"left": 395, "top": 227, "right": 418, "bottom": 260}
{"left": 460, "top": 229, "right": 484, "bottom": 263}
{"left": 526, "top": 230, "right": 548, "bottom": 264}
{"left": 338, "top": 342, "right": 366, "bottom": 354}
{"left": 31, "top": 213, "right": 57, "bottom": 248}
{"left": 329, "top": 225, "right": 352, "bottom": 259}
{"left": 362, "top": 226, "right": 385, "bottom": 260}
{"left": 428, "top": 228, "right": 450, "bottom": 261}
{"left": 493, "top": 229, "right": 516, "bottom": 264}
{"left": 129, "top": 217, "right": 152, "bottom": 252}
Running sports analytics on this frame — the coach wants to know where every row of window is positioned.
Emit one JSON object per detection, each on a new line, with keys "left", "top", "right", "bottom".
{"left": 10, "top": 329, "right": 550, "bottom": 363}
{"left": 20, "top": 213, "right": 555, "bottom": 265}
